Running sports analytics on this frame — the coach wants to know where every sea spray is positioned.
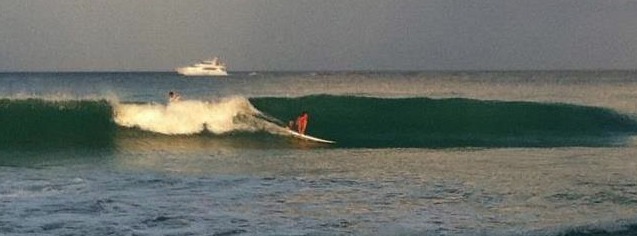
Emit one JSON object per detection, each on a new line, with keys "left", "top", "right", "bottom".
{"left": 113, "top": 96, "right": 282, "bottom": 135}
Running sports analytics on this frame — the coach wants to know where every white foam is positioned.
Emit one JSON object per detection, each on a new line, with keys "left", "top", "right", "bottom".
{"left": 113, "top": 96, "right": 282, "bottom": 135}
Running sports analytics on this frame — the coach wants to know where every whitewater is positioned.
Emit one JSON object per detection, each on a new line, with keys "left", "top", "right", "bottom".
{"left": 2, "top": 71, "right": 637, "bottom": 235}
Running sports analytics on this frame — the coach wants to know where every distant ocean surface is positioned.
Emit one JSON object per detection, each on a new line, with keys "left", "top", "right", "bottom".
{"left": 2, "top": 71, "right": 637, "bottom": 235}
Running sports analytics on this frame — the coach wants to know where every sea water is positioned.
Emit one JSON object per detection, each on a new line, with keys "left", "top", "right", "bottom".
{"left": 1, "top": 71, "right": 637, "bottom": 235}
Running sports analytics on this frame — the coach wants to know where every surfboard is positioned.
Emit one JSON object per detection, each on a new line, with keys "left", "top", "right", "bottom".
{"left": 285, "top": 129, "right": 335, "bottom": 144}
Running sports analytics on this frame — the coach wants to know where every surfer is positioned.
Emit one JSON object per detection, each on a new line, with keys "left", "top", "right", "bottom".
{"left": 295, "top": 111, "right": 308, "bottom": 134}
{"left": 284, "top": 111, "right": 334, "bottom": 143}
{"left": 168, "top": 91, "right": 181, "bottom": 102}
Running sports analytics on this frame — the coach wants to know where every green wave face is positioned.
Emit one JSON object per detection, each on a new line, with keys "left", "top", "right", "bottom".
{"left": 250, "top": 95, "right": 637, "bottom": 148}
{"left": 0, "top": 99, "right": 116, "bottom": 149}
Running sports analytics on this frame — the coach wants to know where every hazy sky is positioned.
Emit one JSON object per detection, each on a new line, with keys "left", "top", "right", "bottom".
{"left": 1, "top": 0, "right": 636, "bottom": 71}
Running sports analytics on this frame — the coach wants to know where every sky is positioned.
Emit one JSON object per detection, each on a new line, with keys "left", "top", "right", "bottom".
{"left": 1, "top": 0, "right": 636, "bottom": 71}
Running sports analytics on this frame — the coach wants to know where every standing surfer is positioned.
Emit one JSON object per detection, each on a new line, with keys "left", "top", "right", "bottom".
{"left": 287, "top": 111, "right": 309, "bottom": 134}
{"left": 295, "top": 111, "right": 309, "bottom": 134}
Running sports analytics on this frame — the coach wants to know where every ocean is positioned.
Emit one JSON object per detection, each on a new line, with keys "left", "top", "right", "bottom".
{"left": 1, "top": 71, "right": 637, "bottom": 235}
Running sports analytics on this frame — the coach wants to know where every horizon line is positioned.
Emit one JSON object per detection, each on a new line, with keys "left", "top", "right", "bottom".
{"left": 1, "top": 69, "right": 637, "bottom": 73}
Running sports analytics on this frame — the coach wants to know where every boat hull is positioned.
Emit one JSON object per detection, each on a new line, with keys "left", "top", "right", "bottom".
{"left": 176, "top": 67, "right": 228, "bottom": 76}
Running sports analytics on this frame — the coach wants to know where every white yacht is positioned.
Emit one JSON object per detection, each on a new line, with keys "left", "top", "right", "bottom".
{"left": 176, "top": 57, "right": 228, "bottom": 76}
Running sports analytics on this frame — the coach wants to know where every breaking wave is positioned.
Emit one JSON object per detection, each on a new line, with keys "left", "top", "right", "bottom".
{"left": 1, "top": 95, "right": 637, "bottom": 149}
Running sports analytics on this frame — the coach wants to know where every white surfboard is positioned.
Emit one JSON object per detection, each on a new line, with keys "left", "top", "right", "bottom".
{"left": 285, "top": 129, "right": 335, "bottom": 144}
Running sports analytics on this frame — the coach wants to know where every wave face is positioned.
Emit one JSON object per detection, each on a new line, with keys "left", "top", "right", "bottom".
{"left": 0, "top": 99, "right": 116, "bottom": 149}
{"left": 250, "top": 95, "right": 637, "bottom": 148}
{"left": 1, "top": 96, "right": 637, "bottom": 150}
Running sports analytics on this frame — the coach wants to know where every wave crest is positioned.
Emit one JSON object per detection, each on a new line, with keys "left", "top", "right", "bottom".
{"left": 113, "top": 96, "right": 275, "bottom": 135}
